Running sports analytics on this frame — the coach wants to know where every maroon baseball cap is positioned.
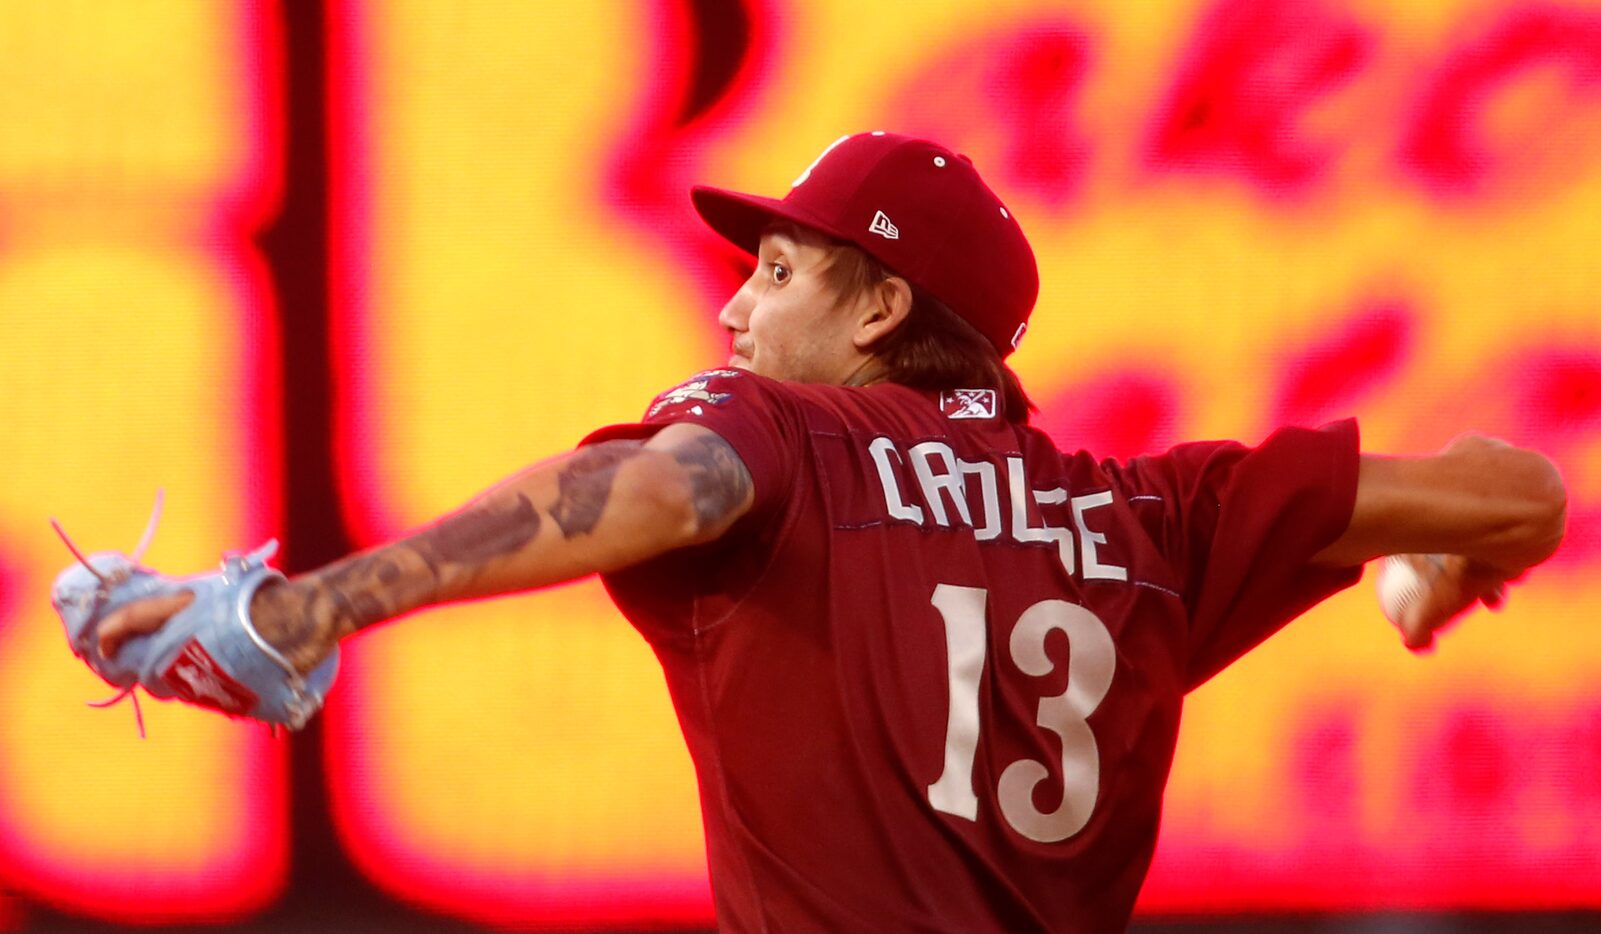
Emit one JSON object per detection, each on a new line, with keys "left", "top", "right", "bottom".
{"left": 691, "top": 131, "right": 1039, "bottom": 357}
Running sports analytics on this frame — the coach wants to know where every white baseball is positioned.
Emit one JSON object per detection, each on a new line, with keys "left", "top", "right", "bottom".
{"left": 1377, "top": 554, "right": 1425, "bottom": 624}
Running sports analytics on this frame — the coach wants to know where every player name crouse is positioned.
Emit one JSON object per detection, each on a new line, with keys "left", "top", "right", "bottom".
{"left": 865, "top": 437, "right": 1128, "bottom": 582}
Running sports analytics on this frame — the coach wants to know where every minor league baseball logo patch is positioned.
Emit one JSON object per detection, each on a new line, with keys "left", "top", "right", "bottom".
{"left": 941, "top": 388, "right": 997, "bottom": 419}
{"left": 162, "top": 640, "right": 258, "bottom": 715}
{"left": 649, "top": 377, "right": 734, "bottom": 418}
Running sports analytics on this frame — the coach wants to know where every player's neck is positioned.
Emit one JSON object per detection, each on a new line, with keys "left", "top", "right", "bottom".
{"left": 840, "top": 355, "right": 889, "bottom": 389}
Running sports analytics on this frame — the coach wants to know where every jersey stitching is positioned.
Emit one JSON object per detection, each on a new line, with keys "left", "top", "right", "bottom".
{"left": 1131, "top": 579, "right": 1182, "bottom": 599}
{"left": 1127, "top": 494, "right": 1164, "bottom": 503}
{"left": 684, "top": 385, "right": 814, "bottom": 930}
{"left": 833, "top": 519, "right": 885, "bottom": 530}
{"left": 680, "top": 392, "right": 810, "bottom": 637}
{"left": 688, "top": 605, "right": 772, "bottom": 933}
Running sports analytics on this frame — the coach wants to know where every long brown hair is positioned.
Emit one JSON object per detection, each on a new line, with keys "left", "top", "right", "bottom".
{"left": 820, "top": 238, "right": 1035, "bottom": 423}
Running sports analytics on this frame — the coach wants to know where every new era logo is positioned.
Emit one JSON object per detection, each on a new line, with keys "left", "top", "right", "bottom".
{"left": 940, "top": 388, "right": 997, "bottom": 419}
{"left": 868, "top": 210, "right": 899, "bottom": 240}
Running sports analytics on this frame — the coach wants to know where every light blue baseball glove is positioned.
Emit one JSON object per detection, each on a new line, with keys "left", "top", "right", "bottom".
{"left": 49, "top": 502, "right": 338, "bottom": 732}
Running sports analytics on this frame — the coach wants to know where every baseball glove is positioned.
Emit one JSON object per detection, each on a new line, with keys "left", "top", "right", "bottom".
{"left": 49, "top": 496, "right": 338, "bottom": 733}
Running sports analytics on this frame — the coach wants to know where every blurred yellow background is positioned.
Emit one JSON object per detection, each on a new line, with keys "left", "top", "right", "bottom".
{"left": 1, "top": 0, "right": 1598, "bottom": 927}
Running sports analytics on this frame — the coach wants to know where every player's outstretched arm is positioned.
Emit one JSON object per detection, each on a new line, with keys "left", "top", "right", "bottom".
{"left": 97, "top": 422, "right": 753, "bottom": 673}
{"left": 1311, "top": 432, "right": 1566, "bottom": 572}
{"left": 1310, "top": 432, "right": 1567, "bottom": 649}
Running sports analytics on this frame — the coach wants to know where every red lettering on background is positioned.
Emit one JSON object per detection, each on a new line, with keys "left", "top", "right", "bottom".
{"left": 1400, "top": 5, "right": 1601, "bottom": 198}
{"left": 1269, "top": 315, "right": 1597, "bottom": 570}
{"left": 1034, "top": 370, "right": 1183, "bottom": 462}
{"left": 1513, "top": 348, "right": 1601, "bottom": 443}
{"left": 890, "top": 22, "right": 1093, "bottom": 212}
{"left": 1428, "top": 342, "right": 1601, "bottom": 569}
{"left": 1292, "top": 706, "right": 1361, "bottom": 839}
{"left": 1271, "top": 300, "right": 1414, "bottom": 428}
{"left": 1403, "top": 340, "right": 1599, "bottom": 569}
{"left": 1145, "top": 0, "right": 1374, "bottom": 197}
{"left": 603, "top": 0, "right": 781, "bottom": 323}
{"left": 1428, "top": 710, "right": 1520, "bottom": 808}
{"left": 0, "top": 553, "right": 13, "bottom": 666}
{"left": 1556, "top": 707, "right": 1601, "bottom": 837}
{"left": 1508, "top": 347, "right": 1601, "bottom": 567}
{"left": 1408, "top": 709, "right": 1535, "bottom": 876}
{"left": 1147, "top": 701, "right": 1601, "bottom": 910}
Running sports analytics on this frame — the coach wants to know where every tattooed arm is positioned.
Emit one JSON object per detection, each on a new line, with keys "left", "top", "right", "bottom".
{"left": 97, "top": 422, "right": 755, "bottom": 674}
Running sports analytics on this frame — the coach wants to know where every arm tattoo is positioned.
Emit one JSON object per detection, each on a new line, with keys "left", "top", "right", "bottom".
{"left": 412, "top": 493, "right": 542, "bottom": 580}
{"left": 671, "top": 433, "right": 753, "bottom": 528}
{"left": 551, "top": 442, "right": 642, "bottom": 539}
{"left": 251, "top": 439, "right": 688, "bottom": 669}
{"left": 250, "top": 550, "right": 422, "bottom": 673}
{"left": 251, "top": 494, "right": 545, "bottom": 672}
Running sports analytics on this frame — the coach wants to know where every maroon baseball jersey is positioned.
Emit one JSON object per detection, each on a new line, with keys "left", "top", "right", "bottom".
{"left": 587, "top": 369, "right": 1361, "bottom": 933}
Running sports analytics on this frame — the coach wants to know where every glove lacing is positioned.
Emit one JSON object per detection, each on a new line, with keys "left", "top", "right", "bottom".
{"left": 85, "top": 686, "right": 146, "bottom": 739}
{"left": 49, "top": 490, "right": 164, "bottom": 740}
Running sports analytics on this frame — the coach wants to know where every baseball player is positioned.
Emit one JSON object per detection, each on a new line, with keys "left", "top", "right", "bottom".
{"left": 79, "top": 132, "right": 1566, "bottom": 932}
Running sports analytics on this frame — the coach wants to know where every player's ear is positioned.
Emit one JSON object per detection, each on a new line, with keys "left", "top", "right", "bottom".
{"left": 851, "top": 276, "right": 912, "bottom": 351}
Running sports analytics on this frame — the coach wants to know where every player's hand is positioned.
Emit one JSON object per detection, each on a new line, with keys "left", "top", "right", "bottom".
{"left": 98, "top": 591, "right": 196, "bottom": 659}
{"left": 99, "top": 580, "right": 326, "bottom": 674}
{"left": 1388, "top": 553, "right": 1508, "bottom": 651}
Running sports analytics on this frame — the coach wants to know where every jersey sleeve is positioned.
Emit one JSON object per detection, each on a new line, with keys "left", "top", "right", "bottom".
{"left": 1103, "top": 419, "right": 1363, "bottom": 690}
{"left": 579, "top": 368, "right": 803, "bottom": 525}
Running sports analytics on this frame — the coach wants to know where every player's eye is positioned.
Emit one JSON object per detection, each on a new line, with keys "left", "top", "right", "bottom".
{"left": 770, "top": 262, "right": 790, "bottom": 285}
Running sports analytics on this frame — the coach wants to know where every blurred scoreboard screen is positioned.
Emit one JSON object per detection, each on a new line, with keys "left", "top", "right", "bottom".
{"left": 2, "top": 0, "right": 1599, "bottom": 928}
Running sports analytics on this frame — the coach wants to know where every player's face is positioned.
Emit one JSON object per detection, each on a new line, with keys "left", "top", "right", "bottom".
{"left": 717, "top": 226, "right": 874, "bottom": 384}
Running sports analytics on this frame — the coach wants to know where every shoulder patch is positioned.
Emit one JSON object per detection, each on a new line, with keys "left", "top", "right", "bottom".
{"left": 647, "top": 372, "right": 740, "bottom": 418}
{"left": 940, "top": 388, "right": 998, "bottom": 420}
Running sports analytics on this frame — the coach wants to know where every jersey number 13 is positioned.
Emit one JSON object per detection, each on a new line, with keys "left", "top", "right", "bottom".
{"left": 926, "top": 583, "right": 1116, "bottom": 843}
